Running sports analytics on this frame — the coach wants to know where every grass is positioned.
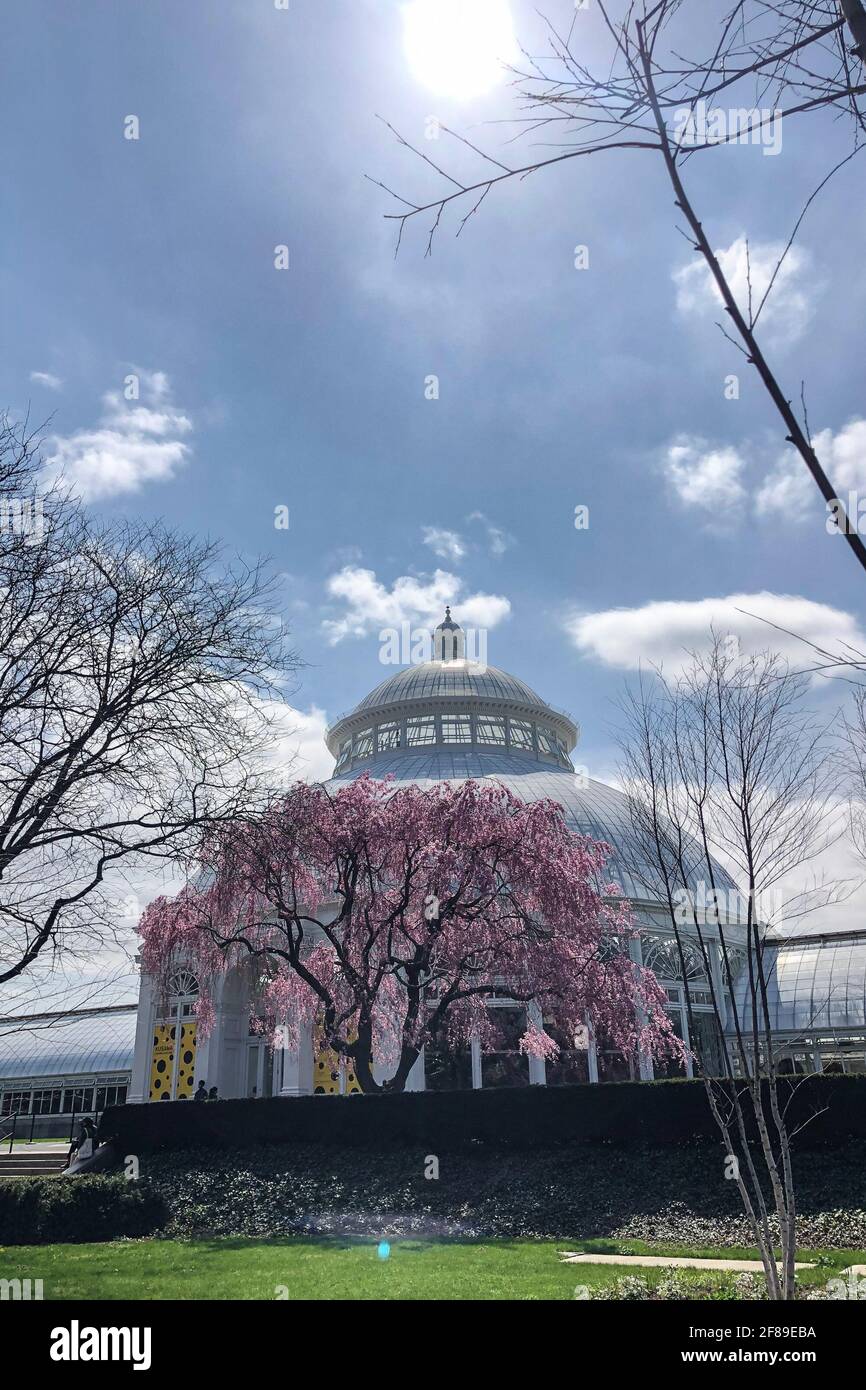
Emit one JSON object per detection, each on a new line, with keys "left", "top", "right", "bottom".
{"left": 2, "top": 1236, "right": 863, "bottom": 1300}
{"left": 3, "top": 1138, "right": 67, "bottom": 1148}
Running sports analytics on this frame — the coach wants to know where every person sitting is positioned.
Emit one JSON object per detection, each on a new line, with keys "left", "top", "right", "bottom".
{"left": 65, "top": 1117, "right": 98, "bottom": 1169}
{"left": 193, "top": 1080, "right": 208, "bottom": 1102}
{"left": 207, "top": 1086, "right": 219, "bottom": 1101}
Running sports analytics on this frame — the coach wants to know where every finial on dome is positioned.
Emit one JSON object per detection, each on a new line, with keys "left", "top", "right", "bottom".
{"left": 433, "top": 606, "right": 464, "bottom": 660}
{"left": 435, "top": 605, "right": 459, "bottom": 631}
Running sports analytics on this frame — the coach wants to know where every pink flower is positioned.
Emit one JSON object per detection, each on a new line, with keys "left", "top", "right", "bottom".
{"left": 138, "top": 776, "right": 681, "bottom": 1091}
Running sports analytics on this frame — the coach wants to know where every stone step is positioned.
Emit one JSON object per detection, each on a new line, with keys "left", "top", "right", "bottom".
{"left": 0, "top": 1152, "right": 67, "bottom": 1177}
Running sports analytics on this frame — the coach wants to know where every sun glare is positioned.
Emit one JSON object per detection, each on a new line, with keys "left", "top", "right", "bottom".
{"left": 402, "top": 0, "right": 519, "bottom": 101}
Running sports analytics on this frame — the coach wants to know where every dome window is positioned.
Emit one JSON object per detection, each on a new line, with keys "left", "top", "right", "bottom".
{"left": 377, "top": 722, "right": 401, "bottom": 752}
{"left": 352, "top": 730, "right": 373, "bottom": 760}
{"left": 508, "top": 720, "right": 534, "bottom": 750}
{"left": 476, "top": 717, "right": 506, "bottom": 745}
{"left": 406, "top": 716, "right": 436, "bottom": 746}
{"left": 537, "top": 728, "right": 558, "bottom": 756}
{"left": 441, "top": 715, "right": 471, "bottom": 744}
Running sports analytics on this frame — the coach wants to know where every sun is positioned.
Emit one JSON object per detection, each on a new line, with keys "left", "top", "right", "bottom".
{"left": 402, "top": 0, "right": 519, "bottom": 101}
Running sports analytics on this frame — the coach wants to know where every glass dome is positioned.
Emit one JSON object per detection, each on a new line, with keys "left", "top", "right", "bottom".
{"left": 327, "top": 747, "right": 733, "bottom": 903}
{"left": 324, "top": 612, "right": 736, "bottom": 903}
{"left": 354, "top": 662, "right": 555, "bottom": 716}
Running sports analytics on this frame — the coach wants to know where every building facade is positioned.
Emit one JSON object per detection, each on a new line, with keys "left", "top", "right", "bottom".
{"left": 128, "top": 615, "right": 758, "bottom": 1102}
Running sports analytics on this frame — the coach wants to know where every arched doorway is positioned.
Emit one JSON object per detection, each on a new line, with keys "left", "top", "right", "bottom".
{"left": 148, "top": 970, "right": 199, "bottom": 1101}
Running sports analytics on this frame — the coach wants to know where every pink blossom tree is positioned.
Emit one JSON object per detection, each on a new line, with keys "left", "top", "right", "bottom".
{"left": 139, "top": 776, "right": 681, "bottom": 1094}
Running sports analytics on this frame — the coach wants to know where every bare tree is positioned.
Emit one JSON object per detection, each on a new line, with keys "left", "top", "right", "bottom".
{"left": 843, "top": 686, "right": 866, "bottom": 865}
{"left": 0, "top": 417, "right": 300, "bottom": 995}
{"left": 618, "top": 636, "right": 840, "bottom": 1298}
{"left": 375, "top": 1, "right": 866, "bottom": 573}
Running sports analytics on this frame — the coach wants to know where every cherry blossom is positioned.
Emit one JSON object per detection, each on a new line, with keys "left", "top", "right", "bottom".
{"left": 139, "top": 775, "right": 682, "bottom": 1092}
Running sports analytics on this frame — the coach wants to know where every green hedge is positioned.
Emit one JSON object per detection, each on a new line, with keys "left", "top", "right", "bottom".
{"left": 142, "top": 1139, "right": 866, "bottom": 1247}
{"left": 0, "top": 1175, "right": 167, "bottom": 1245}
{"left": 99, "top": 1074, "right": 866, "bottom": 1154}
{"left": 5, "top": 1140, "right": 865, "bottom": 1248}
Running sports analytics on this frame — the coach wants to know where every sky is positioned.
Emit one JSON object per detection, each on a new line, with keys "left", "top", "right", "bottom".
{"left": 3, "top": 0, "right": 866, "bottom": 1001}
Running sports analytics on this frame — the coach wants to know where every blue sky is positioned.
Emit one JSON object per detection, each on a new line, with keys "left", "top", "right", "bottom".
{"left": 4, "top": 2, "right": 866, "bottom": 975}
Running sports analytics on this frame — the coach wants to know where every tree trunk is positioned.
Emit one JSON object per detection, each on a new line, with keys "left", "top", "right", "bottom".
{"left": 840, "top": 0, "right": 866, "bottom": 59}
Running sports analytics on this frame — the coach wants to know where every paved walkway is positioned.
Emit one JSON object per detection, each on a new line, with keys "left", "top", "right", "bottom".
{"left": 559, "top": 1253, "right": 813, "bottom": 1272}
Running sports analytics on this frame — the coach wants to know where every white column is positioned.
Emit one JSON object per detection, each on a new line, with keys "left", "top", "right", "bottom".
{"left": 629, "top": 937, "right": 654, "bottom": 1081}
{"left": 709, "top": 939, "right": 726, "bottom": 1025}
{"left": 128, "top": 968, "right": 156, "bottom": 1104}
{"left": 587, "top": 1023, "right": 599, "bottom": 1084}
{"left": 527, "top": 1001, "right": 546, "bottom": 1085}
{"left": 279, "top": 1017, "right": 313, "bottom": 1097}
{"left": 194, "top": 1028, "right": 212, "bottom": 1094}
{"left": 471, "top": 1035, "right": 482, "bottom": 1088}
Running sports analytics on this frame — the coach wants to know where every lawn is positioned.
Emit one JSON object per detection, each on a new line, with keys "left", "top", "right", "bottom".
{"left": 2, "top": 1236, "right": 863, "bottom": 1300}
{"left": 4, "top": 1139, "right": 66, "bottom": 1147}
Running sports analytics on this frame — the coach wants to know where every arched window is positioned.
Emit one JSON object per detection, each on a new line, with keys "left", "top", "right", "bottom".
{"left": 721, "top": 947, "right": 747, "bottom": 987}
{"left": 168, "top": 969, "right": 199, "bottom": 999}
{"left": 643, "top": 936, "right": 708, "bottom": 983}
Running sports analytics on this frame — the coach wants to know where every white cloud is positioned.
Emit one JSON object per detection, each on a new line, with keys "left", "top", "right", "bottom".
{"left": 673, "top": 235, "right": 815, "bottom": 345}
{"left": 756, "top": 418, "right": 866, "bottom": 521}
{"left": 467, "top": 510, "right": 513, "bottom": 556}
{"left": 29, "top": 370, "right": 63, "bottom": 391}
{"left": 264, "top": 702, "right": 333, "bottom": 784}
{"left": 566, "top": 592, "right": 866, "bottom": 674}
{"left": 322, "top": 566, "right": 511, "bottom": 644}
{"left": 43, "top": 369, "right": 192, "bottom": 501}
{"left": 421, "top": 526, "right": 466, "bottom": 562}
{"left": 663, "top": 436, "right": 747, "bottom": 516}
{"left": 421, "top": 516, "right": 513, "bottom": 563}
{"left": 766, "top": 832, "right": 866, "bottom": 939}
{"left": 754, "top": 455, "right": 814, "bottom": 520}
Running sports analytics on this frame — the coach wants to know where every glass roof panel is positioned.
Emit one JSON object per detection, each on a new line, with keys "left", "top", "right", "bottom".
{"left": 731, "top": 939, "right": 866, "bottom": 1033}
{"left": 0, "top": 1009, "right": 138, "bottom": 1082}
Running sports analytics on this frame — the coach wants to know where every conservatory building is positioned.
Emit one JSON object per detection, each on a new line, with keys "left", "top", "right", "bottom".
{"left": 731, "top": 929, "right": 866, "bottom": 1075}
{"left": 4, "top": 616, "right": 862, "bottom": 1120}
{"left": 128, "top": 611, "right": 761, "bottom": 1103}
